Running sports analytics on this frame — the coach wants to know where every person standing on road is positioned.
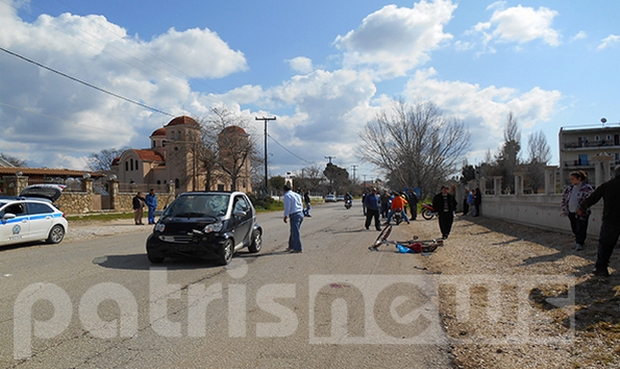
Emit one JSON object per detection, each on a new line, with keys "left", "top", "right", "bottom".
{"left": 473, "top": 187, "right": 482, "bottom": 217}
{"left": 578, "top": 165, "right": 620, "bottom": 276}
{"left": 561, "top": 170, "right": 593, "bottom": 251}
{"left": 432, "top": 186, "right": 457, "bottom": 239}
{"left": 303, "top": 189, "right": 312, "bottom": 217}
{"left": 380, "top": 189, "right": 390, "bottom": 219}
{"left": 283, "top": 184, "right": 304, "bottom": 253}
{"left": 132, "top": 192, "right": 145, "bottom": 225}
{"left": 408, "top": 188, "right": 419, "bottom": 220}
{"left": 462, "top": 188, "right": 470, "bottom": 216}
{"left": 145, "top": 188, "right": 158, "bottom": 225}
{"left": 364, "top": 187, "right": 382, "bottom": 231}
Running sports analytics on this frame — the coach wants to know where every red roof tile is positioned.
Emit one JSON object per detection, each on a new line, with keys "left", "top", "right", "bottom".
{"left": 134, "top": 150, "right": 164, "bottom": 162}
{"left": 166, "top": 116, "right": 199, "bottom": 127}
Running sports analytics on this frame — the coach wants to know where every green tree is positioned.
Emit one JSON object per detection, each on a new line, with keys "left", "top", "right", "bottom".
{"left": 323, "top": 163, "right": 350, "bottom": 193}
{"left": 269, "top": 175, "right": 285, "bottom": 191}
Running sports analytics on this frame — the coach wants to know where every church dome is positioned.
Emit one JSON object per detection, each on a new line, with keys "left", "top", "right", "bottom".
{"left": 166, "top": 116, "right": 199, "bottom": 127}
{"left": 150, "top": 127, "right": 166, "bottom": 136}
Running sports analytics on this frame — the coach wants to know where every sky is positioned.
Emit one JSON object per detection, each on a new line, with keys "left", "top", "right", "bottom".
{"left": 1, "top": 0, "right": 619, "bottom": 181}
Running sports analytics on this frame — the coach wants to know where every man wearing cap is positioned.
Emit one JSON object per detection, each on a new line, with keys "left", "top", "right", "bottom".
{"left": 283, "top": 184, "right": 304, "bottom": 253}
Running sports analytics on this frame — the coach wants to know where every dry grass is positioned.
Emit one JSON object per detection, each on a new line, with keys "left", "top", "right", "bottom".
{"left": 395, "top": 215, "right": 620, "bottom": 369}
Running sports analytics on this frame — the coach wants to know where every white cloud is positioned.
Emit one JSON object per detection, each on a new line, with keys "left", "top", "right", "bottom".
{"left": 403, "top": 68, "right": 561, "bottom": 153}
{"left": 0, "top": 1, "right": 248, "bottom": 169}
{"left": 598, "top": 34, "right": 620, "bottom": 50}
{"left": 570, "top": 31, "right": 587, "bottom": 42}
{"left": 473, "top": 4, "right": 560, "bottom": 47}
{"left": 287, "top": 57, "right": 314, "bottom": 74}
{"left": 333, "top": 0, "right": 456, "bottom": 79}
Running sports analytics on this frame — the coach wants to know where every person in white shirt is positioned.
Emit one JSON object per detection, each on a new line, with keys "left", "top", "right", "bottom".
{"left": 283, "top": 184, "right": 304, "bottom": 253}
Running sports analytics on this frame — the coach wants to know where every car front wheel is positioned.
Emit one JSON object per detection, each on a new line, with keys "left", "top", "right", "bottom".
{"left": 46, "top": 225, "right": 65, "bottom": 244}
{"left": 218, "top": 239, "right": 234, "bottom": 265}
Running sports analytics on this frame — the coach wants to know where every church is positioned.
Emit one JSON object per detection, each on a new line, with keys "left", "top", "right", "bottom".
{"left": 110, "top": 116, "right": 252, "bottom": 194}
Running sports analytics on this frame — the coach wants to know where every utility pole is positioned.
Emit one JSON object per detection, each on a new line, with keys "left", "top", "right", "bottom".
{"left": 324, "top": 156, "right": 336, "bottom": 164}
{"left": 350, "top": 165, "right": 358, "bottom": 183}
{"left": 256, "top": 116, "right": 276, "bottom": 196}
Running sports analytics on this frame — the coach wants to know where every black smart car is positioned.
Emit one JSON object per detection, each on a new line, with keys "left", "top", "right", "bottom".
{"left": 146, "top": 191, "right": 262, "bottom": 265}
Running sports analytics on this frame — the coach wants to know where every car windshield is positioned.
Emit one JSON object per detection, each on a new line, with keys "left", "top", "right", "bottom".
{"left": 163, "top": 193, "right": 229, "bottom": 218}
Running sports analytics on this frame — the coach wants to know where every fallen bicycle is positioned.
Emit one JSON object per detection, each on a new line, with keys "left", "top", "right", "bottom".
{"left": 368, "top": 224, "right": 443, "bottom": 253}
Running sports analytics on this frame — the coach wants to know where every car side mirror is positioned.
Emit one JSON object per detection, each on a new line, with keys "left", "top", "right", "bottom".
{"left": 2, "top": 213, "right": 16, "bottom": 224}
{"left": 233, "top": 210, "right": 247, "bottom": 218}
{"left": 154, "top": 210, "right": 163, "bottom": 216}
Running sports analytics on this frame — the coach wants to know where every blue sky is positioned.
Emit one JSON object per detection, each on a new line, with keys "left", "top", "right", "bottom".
{"left": 1, "top": 0, "right": 619, "bottom": 181}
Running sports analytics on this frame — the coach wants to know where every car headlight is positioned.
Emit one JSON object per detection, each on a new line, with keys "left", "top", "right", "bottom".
{"left": 203, "top": 222, "right": 223, "bottom": 233}
{"left": 155, "top": 223, "right": 166, "bottom": 232}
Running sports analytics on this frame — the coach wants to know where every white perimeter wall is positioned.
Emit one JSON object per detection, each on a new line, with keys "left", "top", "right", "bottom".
{"left": 481, "top": 194, "right": 602, "bottom": 239}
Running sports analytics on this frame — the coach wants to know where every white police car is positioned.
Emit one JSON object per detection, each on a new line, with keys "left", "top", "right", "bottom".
{"left": 0, "top": 184, "right": 68, "bottom": 246}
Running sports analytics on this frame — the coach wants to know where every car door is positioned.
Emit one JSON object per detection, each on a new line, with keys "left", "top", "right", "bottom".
{"left": 26, "top": 202, "right": 55, "bottom": 241}
{"left": 0, "top": 202, "right": 30, "bottom": 245}
{"left": 232, "top": 195, "right": 252, "bottom": 246}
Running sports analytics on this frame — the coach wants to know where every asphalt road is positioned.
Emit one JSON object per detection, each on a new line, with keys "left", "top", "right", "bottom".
{"left": 0, "top": 202, "right": 453, "bottom": 369}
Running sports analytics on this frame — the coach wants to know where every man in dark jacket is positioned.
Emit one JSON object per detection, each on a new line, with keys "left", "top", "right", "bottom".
{"left": 364, "top": 188, "right": 382, "bottom": 231}
{"left": 579, "top": 165, "right": 620, "bottom": 276}
{"left": 407, "top": 188, "right": 419, "bottom": 220}
{"left": 432, "top": 186, "right": 458, "bottom": 239}
{"left": 132, "top": 192, "right": 145, "bottom": 225}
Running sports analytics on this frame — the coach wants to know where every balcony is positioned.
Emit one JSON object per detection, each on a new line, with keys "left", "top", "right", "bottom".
{"left": 562, "top": 140, "right": 619, "bottom": 150}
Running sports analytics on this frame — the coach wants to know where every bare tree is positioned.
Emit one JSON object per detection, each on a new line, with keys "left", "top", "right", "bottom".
{"left": 495, "top": 112, "right": 521, "bottom": 193}
{"left": 357, "top": 99, "right": 470, "bottom": 198}
{"left": 296, "top": 164, "right": 325, "bottom": 191}
{"left": 525, "top": 130, "right": 551, "bottom": 193}
{"left": 88, "top": 147, "right": 129, "bottom": 171}
{"left": 0, "top": 153, "right": 27, "bottom": 167}
{"left": 527, "top": 130, "right": 551, "bottom": 165}
{"left": 200, "top": 107, "right": 258, "bottom": 192}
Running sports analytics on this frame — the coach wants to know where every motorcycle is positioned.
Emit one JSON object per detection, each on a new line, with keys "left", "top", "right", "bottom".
{"left": 392, "top": 208, "right": 403, "bottom": 225}
{"left": 421, "top": 203, "right": 437, "bottom": 220}
{"left": 344, "top": 198, "right": 352, "bottom": 209}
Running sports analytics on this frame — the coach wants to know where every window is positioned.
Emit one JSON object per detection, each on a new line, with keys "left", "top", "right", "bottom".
{"left": 595, "top": 135, "right": 600, "bottom": 141}
{"left": 130, "top": 159, "right": 134, "bottom": 171}
{"left": 27, "top": 202, "right": 53, "bottom": 215}
{"left": 5, "top": 203, "right": 26, "bottom": 216}
{"left": 125, "top": 161, "right": 129, "bottom": 171}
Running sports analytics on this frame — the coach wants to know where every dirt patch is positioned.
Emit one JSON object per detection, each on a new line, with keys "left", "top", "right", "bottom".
{"left": 399, "top": 215, "right": 620, "bottom": 369}
{"left": 65, "top": 218, "right": 151, "bottom": 242}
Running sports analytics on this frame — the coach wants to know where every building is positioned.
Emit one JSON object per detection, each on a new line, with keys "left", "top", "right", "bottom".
{"left": 558, "top": 123, "right": 620, "bottom": 186}
{"left": 110, "top": 116, "right": 252, "bottom": 194}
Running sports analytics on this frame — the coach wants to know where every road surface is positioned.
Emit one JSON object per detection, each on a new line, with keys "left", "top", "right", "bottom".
{"left": 0, "top": 202, "right": 453, "bottom": 368}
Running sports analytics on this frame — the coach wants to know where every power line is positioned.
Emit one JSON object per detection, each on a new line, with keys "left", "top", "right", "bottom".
{"left": 266, "top": 133, "right": 312, "bottom": 164}
{"left": 0, "top": 100, "right": 130, "bottom": 134}
{"left": 0, "top": 46, "right": 175, "bottom": 117}
{"left": 6, "top": 0, "right": 224, "bottom": 97}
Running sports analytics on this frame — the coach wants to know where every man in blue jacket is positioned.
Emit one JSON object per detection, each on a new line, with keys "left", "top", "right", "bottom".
{"left": 145, "top": 189, "right": 158, "bottom": 225}
{"left": 364, "top": 187, "right": 382, "bottom": 231}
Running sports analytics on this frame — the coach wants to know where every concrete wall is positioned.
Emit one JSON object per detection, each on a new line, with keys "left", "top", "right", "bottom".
{"left": 480, "top": 194, "right": 602, "bottom": 239}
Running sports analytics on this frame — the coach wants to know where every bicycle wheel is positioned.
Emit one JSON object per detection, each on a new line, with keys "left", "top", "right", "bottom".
{"left": 372, "top": 224, "right": 393, "bottom": 247}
